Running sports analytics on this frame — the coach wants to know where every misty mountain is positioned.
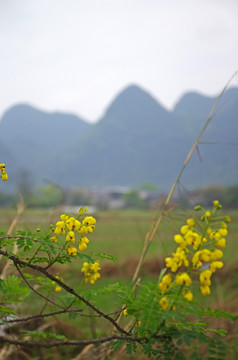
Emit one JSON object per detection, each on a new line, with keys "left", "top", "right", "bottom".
{"left": 49, "top": 85, "right": 190, "bottom": 189}
{"left": 0, "top": 85, "right": 237, "bottom": 192}
{"left": 172, "top": 87, "right": 238, "bottom": 187}
{"left": 0, "top": 104, "right": 91, "bottom": 187}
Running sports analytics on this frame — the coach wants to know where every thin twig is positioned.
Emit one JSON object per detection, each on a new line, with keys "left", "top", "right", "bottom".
{"left": 131, "top": 71, "right": 238, "bottom": 284}
{"left": 0, "top": 334, "right": 147, "bottom": 348}
{"left": 0, "top": 249, "right": 130, "bottom": 336}
{"left": 1, "top": 310, "right": 121, "bottom": 325}
{"left": 14, "top": 263, "right": 67, "bottom": 310}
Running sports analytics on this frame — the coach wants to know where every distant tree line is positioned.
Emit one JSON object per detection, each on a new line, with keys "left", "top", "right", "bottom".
{"left": 1, "top": 184, "right": 238, "bottom": 209}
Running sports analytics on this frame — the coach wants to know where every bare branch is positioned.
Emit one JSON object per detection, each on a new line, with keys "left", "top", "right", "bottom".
{"left": 0, "top": 334, "right": 147, "bottom": 348}
{"left": 14, "top": 263, "right": 67, "bottom": 311}
{"left": 2, "top": 310, "right": 121, "bottom": 325}
{"left": 0, "top": 249, "right": 130, "bottom": 336}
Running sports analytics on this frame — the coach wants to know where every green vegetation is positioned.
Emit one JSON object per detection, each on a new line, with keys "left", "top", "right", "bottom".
{"left": 0, "top": 205, "right": 237, "bottom": 359}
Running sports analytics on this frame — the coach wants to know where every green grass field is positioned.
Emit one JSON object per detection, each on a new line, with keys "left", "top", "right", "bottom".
{"left": 0, "top": 206, "right": 237, "bottom": 359}
{"left": 1, "top": 206, "right": 237, "bottom": 262}
{"left": 1, "top": 206, "right": 237, "bottom": 296}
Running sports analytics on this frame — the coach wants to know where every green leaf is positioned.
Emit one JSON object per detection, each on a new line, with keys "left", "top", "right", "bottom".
{"left": 200, "top": 307, "right": 238, "bottom": 323}
{"left": 29, "top": 256, "right": 50, "bottom": 264}
{"left": 96, "top": 282, "right": 125, "bottom": 295}
{"left": 126, "top": 343, "right": 133, "bottom": 355}
{"left": 110, "top": 340, "right": 123, "bottom": 353}
{"left": 183, "top": 334, "right": 191, "bottom": 346}
{"left": 95, "top": 253, "right": 117, "bottom": 263}
{"left": 176, "top": 338, "right": 183, "bottom": 346}
{"left": 77, "top": 253, "right": 94, "bottom": 263}
{"left": 0, "top": 276, "right": 29, "bottom": 303}
{"left": 175, "top": 353, "right": 186, "bottom": 360}
{"left": 0, "top": 305, "right": 16, "bottom": 317}
{"left": 22, "top": 330, "right": 66, "bottom": 340}
{"left": 207, "top": 328, "right": 227, "bottom": 336}
{"left": 68, "top": 312, "right": 77, "bottom": 320}
{"left": 38, "top": 235, "right": 57, "bottom": 255}
{"left": 158, "top": 267, "right": 167, "bottom": 286}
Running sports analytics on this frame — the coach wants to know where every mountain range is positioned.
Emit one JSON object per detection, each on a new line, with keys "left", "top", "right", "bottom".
{"left": 0, "top": 85, "right": 237, "bottom": 192}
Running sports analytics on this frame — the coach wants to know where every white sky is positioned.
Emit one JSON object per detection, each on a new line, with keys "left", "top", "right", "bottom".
{"left": 0, "top": 0, "right": 238, "bottom": 122}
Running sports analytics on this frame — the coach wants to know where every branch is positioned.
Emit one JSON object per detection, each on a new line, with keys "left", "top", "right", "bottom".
{"left": 0, "top": 334, "right": 147, "bottom": 348}
{"left": 2, "top": 310, "right": 121, "bottom": 325}
{"left": 14, "top": 263, "right": 67, "bottom": 311}
{"left": 0, "top": 249, "right": 130, "bottom": 336}
{"left": 1, "top": 309, "right": 81, "bottom": 324}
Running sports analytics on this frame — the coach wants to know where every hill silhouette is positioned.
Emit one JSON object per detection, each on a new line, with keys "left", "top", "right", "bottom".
{"left": 0, "top": 85, "right": 237, "bottom": 191}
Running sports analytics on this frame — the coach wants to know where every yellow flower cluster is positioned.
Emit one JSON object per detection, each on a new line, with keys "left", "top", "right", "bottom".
{"left": 52, "top": 275, "right": 63, "bottom": 292}
{"left": 0, "top": 163, "right": 8, "bottom": 181}
{"left": 81, "top": 261, "right": 101, "bottom": 284}
{"left": 159, "top": 201, "right": 229, "bottom": 309}
{"left": 50, "top": 207, "right": 96, "bottom": 257}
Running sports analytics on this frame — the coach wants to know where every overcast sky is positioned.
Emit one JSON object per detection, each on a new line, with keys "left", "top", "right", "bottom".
{"left": 0, "top": 0, "right": 238, "bottom": 122}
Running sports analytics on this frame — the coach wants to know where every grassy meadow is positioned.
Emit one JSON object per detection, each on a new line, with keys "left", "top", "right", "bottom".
{"left": 1, "top": 206, "right": 237, "bottom": 302}
{"left": 0, "top": 205, "right": 237, "bottom": 359}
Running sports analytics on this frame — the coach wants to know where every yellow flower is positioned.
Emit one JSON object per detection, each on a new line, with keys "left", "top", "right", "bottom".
{"left": 84, "top": 225, "right": 95, "bottom": 233}
{"left": 210, "top": 261, "right": 223, "bottom": 273}
{"left": 200, "top": 285, "right": 210, "bottom": 296}
{"left": 174, "top": 234, "right": 186, "bottom": 247}
{"left": 219, "top": 228, "right": 228, "bottom": 237}
{"left": 175, "top": 273, "right": 192, "bottom": 286}
{"left": 136, "top": 320, "right": 141, "bottom": 327}
{"left": 192, "top": 249, "right": 211, "bottom": 269}
{"left": 177, "top": 247, "right": 189, "bottom": 267}
{"left": 78, "top": 225, "right": 87, "bottom": 234}
{"left": 186, "top": 218, "right": 195, "bottom": 227}
{"left": 192, "top": 252, "right": 202, "bottom": 269}
{"left": 55, "top": 286, "right": 62, "bottom": 292}
{"left": 66, "top": 217, "right": 81, "bottom": 231}
{"left": 60, "top": 214, "right": 69, "bottom": 222}
{"left": 78, "top": 236, "right": 89, "bottom": 251}
{"left": 0, "top": 163, "right": 5, "bottom": 171}
{"left": 205, "top": 211, "right": 211, "bottom": 218}
{"left": 220, "top": 222, "right": 228, "bottom": 229}
{"left": 165, "top": 247, "right": 189, "bottom": 272}
{"left": 199, "top": 270, "right": 212, "bottom": 286}
{"left": 83, "top": 216, "right": 96, "bottom": 226}
{"left": 213, "top": 200, "right": 219, "bottom": 207}
{"left": 214, "top": 232, "right": 221, "bottom": 241}
{"left": 165, "top": 257, "right": 178, "bottom": 272}
{"left": 210, "top": 249, "right": 223, "bottom": 261}
{"left": 159, "top": 273, "right": 172, "bottom": 294}
{"left": 81, "top": 261, "right": 101, "bottom": 284}
{"left": 66, "top": 231, "right": 75, "bottom": 242}
{"left": 159, "top": 296, "right": 169, "bottom": 311}
{"left": 50, "top": 236, "right": 58, "bottom": 243}
{"left": 67, "top": 246, "right": 77, "bottom": 256}
{"left": 55, "top": 221, "right": 65, "bottom": 235}
{"left": 90, "top": 261, "right": 101, "bottom": 272}
{"left": 184, "top": 231, "right": 202, "bottom": 250}
{"left": 180, "top": 225, "right": 189, "bottom": 235}
{"left": 88, "top": 273, "right": 101, "bottom": 284}
{"left": 123, "top": 308, "right": 128, "bottom": 317}
{"left": 201, "top": 249, "right": 212, "bottom": 262}
{"left": 1, "top": 171, "right": 8, "bottom": 181}
{"left": 183, "top": 289, "right": 193, "bottom": 301}
{"left": 215, "top": 238, "right": 226, "bottom": 249}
